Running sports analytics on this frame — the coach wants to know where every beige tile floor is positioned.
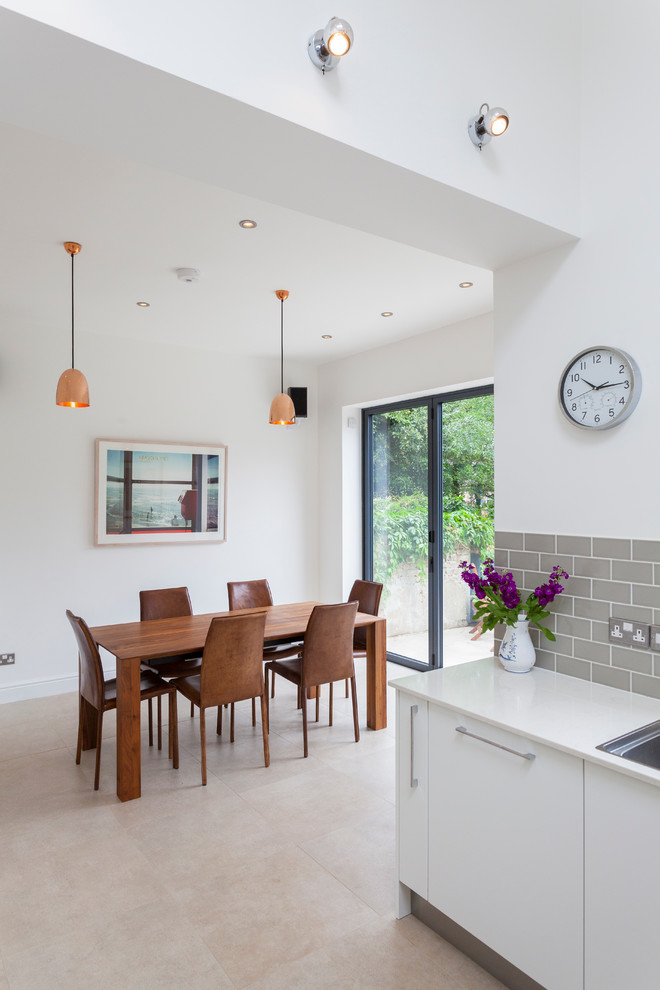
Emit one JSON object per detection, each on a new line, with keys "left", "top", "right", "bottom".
{"left": 0, "top": 663, "right": 507, "bottom": 990}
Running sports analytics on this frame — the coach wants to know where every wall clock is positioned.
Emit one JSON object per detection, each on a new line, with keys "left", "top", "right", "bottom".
{"left": 558, "top": 346, "right": 641, "bottom": 430}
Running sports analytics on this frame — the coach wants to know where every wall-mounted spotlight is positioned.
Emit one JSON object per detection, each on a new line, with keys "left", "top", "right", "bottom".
{"left": 308, "top": 16, "right": 354, "bottom": 73}
{"left": 468, "top": 103, "right": 510, "bottom": 149}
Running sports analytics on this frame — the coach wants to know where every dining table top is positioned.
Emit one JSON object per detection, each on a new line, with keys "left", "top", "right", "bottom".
{"left": 90, "top": 600, "right": 384, "bottom": 662}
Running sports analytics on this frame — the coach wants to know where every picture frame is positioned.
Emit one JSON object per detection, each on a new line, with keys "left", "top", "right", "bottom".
{"left": 95, "top": 439, "right": 227, "bottom": 546}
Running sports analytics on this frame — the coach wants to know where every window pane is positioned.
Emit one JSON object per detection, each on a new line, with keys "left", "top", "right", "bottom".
{"left": 372, "top": 406, "right": 430, "bottom": 664}
{"left": 441, "top": 394, "right": 495, "bottom": 664}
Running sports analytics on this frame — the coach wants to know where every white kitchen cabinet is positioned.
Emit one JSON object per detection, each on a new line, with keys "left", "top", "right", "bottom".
{"left": 584, "top": 762, "right": 660, "bottom": 990}
{"left": 396, "top": 691, "right": 428, "bottom": 912}
{"left": 427, "top": 707, "right": 584, "bottom": 990}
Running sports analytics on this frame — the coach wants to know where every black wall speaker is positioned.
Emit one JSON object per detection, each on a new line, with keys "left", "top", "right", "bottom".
{"left": 288, "top": 387, "right": 308, "bottom": 419}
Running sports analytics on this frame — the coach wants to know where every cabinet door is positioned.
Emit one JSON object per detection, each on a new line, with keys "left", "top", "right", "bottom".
{"left": 428, "top": 708, "right": 583, "bottom": 990}
{"left": 585, "top": 762, "right": 660, "bottom": 990}
{"left": 396, "top": 692, "right": 428, "bottom": 904}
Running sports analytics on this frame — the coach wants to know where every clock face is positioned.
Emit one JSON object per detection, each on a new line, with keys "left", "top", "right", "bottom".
{"left": 558, "top": 346, "right": 641, "bottom": 430}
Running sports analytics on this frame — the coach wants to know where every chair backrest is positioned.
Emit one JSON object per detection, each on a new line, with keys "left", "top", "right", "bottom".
{"left": 66, "top": 609, "right": 105, "bottom": 710}
{"left": 348, "top": 580, "right": 383, "bottom": 650}
{"left": 140, "top": 586, "right": 193, "bottom": 621}
{"left": 301, "top": 601, "right": 358, "bottom": 688}
{"left": 200, "top": 611, "right": 267, "bottom": 708}
{"left": 227, "top": 579, "right": 273, "bottom": 611}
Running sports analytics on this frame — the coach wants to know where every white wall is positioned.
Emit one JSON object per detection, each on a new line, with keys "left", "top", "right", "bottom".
{"left": 317, "top": 314, "right": 493, "bottom": 599}
{"left": 494, "top": 0, "right": 660, "bottom": 538}
{"left": 1, "top": 0, "right": 580, "bottom": 233}
{"left": 0, "top": 324, "right": 318, "bottom": 701}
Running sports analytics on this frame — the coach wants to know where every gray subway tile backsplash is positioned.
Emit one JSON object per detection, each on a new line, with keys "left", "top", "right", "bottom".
{"left": 494, "top": 530, "right": 660, "bottom": 697}
{"left": 558, "top": 535, "right": 592, "bottom": 555}
{"left": 524, "top": 533, "right": 556, "bottom": 552}
{"left": 592, "top": 537, "right": 632, "bottom": 560}
{"left": 632, "top": 540, "right": 660, "bottom": 563}
{"left": 612, "top": 560, "right": 654, "bottom": 584}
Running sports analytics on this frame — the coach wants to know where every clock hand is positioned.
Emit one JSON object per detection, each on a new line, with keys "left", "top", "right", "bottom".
{"left": 580, "top": 377, "right": 598, "bottom": 389}
{"left": 595, "top": 380, "right": 626, "bottom": 389}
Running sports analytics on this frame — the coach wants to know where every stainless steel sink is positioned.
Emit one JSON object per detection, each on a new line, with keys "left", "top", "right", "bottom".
{"left": 597, "top": 719, "right": 660, "bottom": 770}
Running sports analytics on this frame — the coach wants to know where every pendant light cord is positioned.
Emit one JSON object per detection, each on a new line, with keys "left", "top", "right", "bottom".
{"left": 70, "top": 250, "right": 75, "bottom": 370}
{"left": 280, "top": 295, "right": 284, "bottom": 393}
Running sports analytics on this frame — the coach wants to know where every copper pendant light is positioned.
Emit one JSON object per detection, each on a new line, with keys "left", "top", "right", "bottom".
{"left": 56, "top": 241, "right": 90, "bottom": 407}
{"left": 269, "top": 289, "right": 295, "bottom": 425}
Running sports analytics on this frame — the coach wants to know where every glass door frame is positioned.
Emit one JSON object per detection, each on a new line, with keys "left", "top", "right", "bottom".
{"left": 362, "top": 383, "right": 494, "bottom": 672}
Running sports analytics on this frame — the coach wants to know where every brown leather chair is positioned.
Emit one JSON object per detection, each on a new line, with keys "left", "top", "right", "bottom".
{"left": 265, "top": 601, "right": 359, "bottom": 758}
{"left": 227, "top": 579, "right": 302, "bottom": 702}
{"left": 174, "top": 611, "right": 269, "bottom": 785}
{"left": 344, "top": 579, "right": 384, "bottom": 696}
{"left": 66, "top": 610, "right": 179, "bottom": 790}
{"left": 140, "top": 587, "right": 203, "bottom": 724}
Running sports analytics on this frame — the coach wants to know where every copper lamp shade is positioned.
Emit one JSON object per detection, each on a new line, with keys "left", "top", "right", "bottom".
{"left": 56, "top": 241, "right": 90, "bottom": 408}
{"left": 56, "top": 367, "right": 90, "bottom": 407}
{"left": 269, "top": 289, "right": 295, "bottom": 425}
{"left": 269, "top": 391, "right": 295, "bottom": 425}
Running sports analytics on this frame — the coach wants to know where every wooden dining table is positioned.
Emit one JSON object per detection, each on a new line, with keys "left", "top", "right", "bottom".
{"left": 89, "top": 601, "right": 387, "bottom": 801}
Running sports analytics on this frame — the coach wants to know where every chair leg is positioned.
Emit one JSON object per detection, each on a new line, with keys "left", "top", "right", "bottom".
{"left": 345, "top": 678, "right": 349, "bottom": 699}
{"left": 315, "top": 685, "right": 320, "bottom": 723}
{"left": 76, "top": 697, "right": 83, "bottom": 765}
{"left": 329, "top": 681, "right": 334, "bottom": 726}
{"left": 260, "top": 694, "right": 270, "bottom": 767}
{"left": 190, "top": 701, "right": 194, "bottom": 717}
{"left": 217, "top": 705, "right": 222, "bottom": 735}
{"left": 168, "top": 692, "right": 174, "bottom": 760}
{"left": 200, "top": 707, "right": 207, "bottom": 785}
{"left": 157, "top": 695, "right": 162, "bottom": 751}
{"left": 170, "top": 692, "right": 179, "bottom": 769}
{"left": 350, "top": 675, "right": 360, "bottom": 743}
{"left": 251, "top": 696, "right": 256, "bottom": 727}
{"left": 230, "top": 702, "right": 235, "bottom": 743}
{"left": 148, "top": 697, "right": 153, "bottom": 747}
{"left": 265, "top": 667, "right": 270, "bottom": 734}
{"left": 94, "top": 710, "right": 104, "bottom": 790}
{"left": 301, "top": 692, "right": 308, "bottom": 758}
{"left": 271, "top": 671, "right": 276, "bottom": 698}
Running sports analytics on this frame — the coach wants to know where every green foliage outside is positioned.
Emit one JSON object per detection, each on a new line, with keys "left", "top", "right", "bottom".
{"left": 372, "top": 396, "right": 494, "bottom": 591}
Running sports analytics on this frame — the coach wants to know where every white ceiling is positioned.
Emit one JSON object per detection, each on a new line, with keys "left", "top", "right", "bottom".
{"left": 0, "top": 9, "right": 574, "bottom": 366}
{"left": 1, "top": 121, "right": 492, "bottom": 364}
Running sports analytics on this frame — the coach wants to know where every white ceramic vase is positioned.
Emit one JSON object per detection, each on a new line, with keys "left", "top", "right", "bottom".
{"left": 498, "top": 613, "right": 536, "bottom": 673}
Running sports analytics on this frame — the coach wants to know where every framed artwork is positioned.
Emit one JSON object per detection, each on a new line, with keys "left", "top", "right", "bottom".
{"left": 95, "top": 439, "right": 227, "bottom": 546}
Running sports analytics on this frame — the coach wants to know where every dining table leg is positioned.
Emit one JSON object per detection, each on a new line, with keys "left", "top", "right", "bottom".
{"left": 365, "top": 618, "right": 387, "bottom": 730}
{"left": 116, "top": 654, "right": 142, "bottom": 801}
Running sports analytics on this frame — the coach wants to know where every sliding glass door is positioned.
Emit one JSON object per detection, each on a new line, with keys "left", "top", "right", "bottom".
{"left": 363, "top": 387, "right": 494, "bottom": 670}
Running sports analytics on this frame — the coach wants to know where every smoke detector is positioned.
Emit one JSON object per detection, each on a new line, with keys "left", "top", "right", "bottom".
{"left": 176, "top": 268, "right": 201, "bottom": 283}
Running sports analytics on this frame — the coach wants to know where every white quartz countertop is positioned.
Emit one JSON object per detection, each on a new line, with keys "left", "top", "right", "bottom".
{"left": 390, "top": 657, "right": 660, "bottom": 787}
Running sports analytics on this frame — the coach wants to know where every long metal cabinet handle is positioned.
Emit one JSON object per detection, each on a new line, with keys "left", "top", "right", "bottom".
{"left": 455, "top": 725, "right": 536, "bottom": 761}
{"left": 410, "top": 705, "right": 419, "bottom": 787}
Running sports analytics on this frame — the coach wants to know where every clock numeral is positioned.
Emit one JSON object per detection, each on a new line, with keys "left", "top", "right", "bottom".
{"left": 580, "top": 360, "right": 587, "bottom": 370}
{"left": 571, "top": 403, "right": 577, "bottom": 411}
{"left": 570, "top": 373, "right": 580, "bottom": 382}
{"left": 624, "top": 380, "right": 630, "bottom": 389}
{"left": 594, "top": 414, "right": 601, "bottom": 423}
{"left": 566, "top": 388, "right": 573, "bottom": 397}
{"left": 619, "top": 397, "right": 625, "bottom": 405}
{"left": 581, "top": 412, "right": 587, "bottom": 420}
{"left": 608, "top": 408, "right": 615, "bottom": 418}
{"left": 619, "top": 364, "right": 625, "bottom": 374}
{"left": 594, "top": 354, "right": 602, "bottom": 364}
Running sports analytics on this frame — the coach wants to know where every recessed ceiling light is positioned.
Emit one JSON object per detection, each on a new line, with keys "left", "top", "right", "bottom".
{"left": 459, "top": 281, "right": 473, "bottom": 289}
{"left": 239, "top": 219, "right": 257, "bottom": 229}
{"left": 381, "top": 311, "right": 393, "bottom": 317}
{"left": 136, "top": 301, "right": 150, "bottom": 307}
{"left": 321, "top": 334, "right": 333, "bottom": 339}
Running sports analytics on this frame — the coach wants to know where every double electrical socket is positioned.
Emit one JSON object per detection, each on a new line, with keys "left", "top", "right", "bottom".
{"left": 609, "top": 618, "right": 651, "bottom": 648}
{"left": 0, "top": 653, "right": 15, "bottom": 665}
